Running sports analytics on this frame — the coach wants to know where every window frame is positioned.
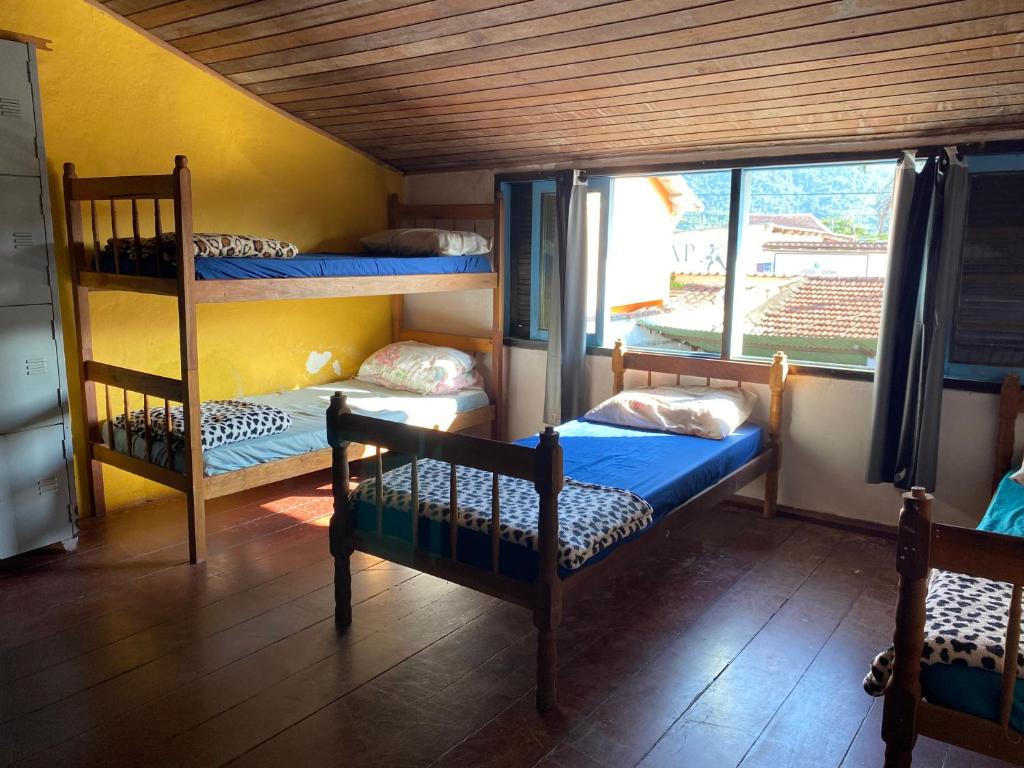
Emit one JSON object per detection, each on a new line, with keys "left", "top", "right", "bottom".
{"left": 498, "top": 145, "right": 1024, "bottom": 388}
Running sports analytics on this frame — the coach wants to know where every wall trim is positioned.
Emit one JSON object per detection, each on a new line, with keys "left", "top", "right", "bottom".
{"left": 730, "top": 495, "right": 898, "bottom": 539}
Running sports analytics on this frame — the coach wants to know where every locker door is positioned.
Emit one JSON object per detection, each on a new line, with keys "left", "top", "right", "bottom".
{"left": 0, "top": 176, "right": 51, "bottom": 306}
{"left": 0, "top": 305, "right": 61, "bottom": 434}
{"left": 0, "top": 425, "right": 72, "bottom": 558}
{"left": 0, "top": 40, "right": 39, "bottom": 177}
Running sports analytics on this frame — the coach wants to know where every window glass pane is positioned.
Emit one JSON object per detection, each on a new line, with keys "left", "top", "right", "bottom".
{"left": 734, "top": 160, "right": 897, "bottom": 368}
{"left": 606, "top": 172, "right": 732, "bottom": 352}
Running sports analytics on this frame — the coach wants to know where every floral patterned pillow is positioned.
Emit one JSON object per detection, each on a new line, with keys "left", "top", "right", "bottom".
{"left": 356, "top": 342, "right": 482, "bottom": 395}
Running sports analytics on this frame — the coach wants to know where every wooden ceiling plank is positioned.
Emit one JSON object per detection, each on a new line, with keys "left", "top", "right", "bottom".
{"left": 241, "top": 0, "right": 937, "bottom": 90}
{"left": 204, "top": 0, "right": 604, "bottom": 71}
{"left": 103, "top": 0, "right": 179, "bottom": 13}
{"left": 393, "top": 110, "right": 1024, "bottom": 171}
{"left": 125, "top": 0, "right": 253, "bottom": 28}
{"left": 334, "top": 60, "right": 1024, "bottom": 141}
{"left": 374, "top": 97, "right": 1024, "bottom": 161}
{"left": 242, "top": 0, "right": 812, "bottom": 93}
{"left": 272, "top": 9, "right": 1024, "bottom": 111}
{"left": 300, "top": 31, "right": 1024, "bottom": 124}
{"left": 353, "top": 81, "right": 1024, "bottom": 156}
{"left": 161, "top": 0, "right": 428, "bottom": 47}
{"left": 149, "top": 0, "right": 402, "bottom": 43}
{"left": 402, "top": 124, "right": 1024, "bottom": 173}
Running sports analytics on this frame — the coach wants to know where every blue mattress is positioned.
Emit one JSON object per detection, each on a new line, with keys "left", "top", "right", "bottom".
{"left": 921, "top": 471, "right": 1024, "bottom": 730}
{"left": 97, "top": 251, "right": 493, "bottom": 280}
{"left": 104, "top": 380, "right": 490, "bottom": 476}
{"left": 354, "top": 419, "right": 764, "bottom": 582}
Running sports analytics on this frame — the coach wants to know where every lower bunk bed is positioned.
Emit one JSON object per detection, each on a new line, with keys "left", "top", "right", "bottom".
{"left": 869, "top": 373, "right": 1024, "bottom": 767}
{"left": 327, "top": 343, "right": 790, "bottom": 710}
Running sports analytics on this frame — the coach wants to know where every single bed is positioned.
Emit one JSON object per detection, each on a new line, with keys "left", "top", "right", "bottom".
{"left": 329, "top": 342, "right": 790, "bottom": 711}
{"left": 877, "top": 373, "right": 1024, "bottom": 767}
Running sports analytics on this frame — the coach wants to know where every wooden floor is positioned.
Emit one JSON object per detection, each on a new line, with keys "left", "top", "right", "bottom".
{"left": 0, "top": 475, "right": 1013, "bottom": 768}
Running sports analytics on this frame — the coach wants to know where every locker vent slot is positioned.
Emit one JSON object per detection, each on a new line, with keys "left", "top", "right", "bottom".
{"left": 37, "top": 477, "right": 59, "bottom": 496}
{"left": 13, "top": 232, "right": 34, "bottom": 248}
{"left": 25, "top": 358, "right": 48, "bottom": 376}
{"left": 0, "top": 98, "right": 22, "bottom": 117}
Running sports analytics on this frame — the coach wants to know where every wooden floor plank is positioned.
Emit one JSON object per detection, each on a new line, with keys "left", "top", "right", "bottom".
{"left": 1, "top": 475, "right": 1012, "bottom": 768}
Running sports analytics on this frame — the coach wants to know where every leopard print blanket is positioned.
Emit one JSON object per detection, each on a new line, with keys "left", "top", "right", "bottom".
{"left": 352, "top": 458, "right": 653, "bottom": 571}
{"left": 865, "top": 569, "right": 1024, "bottom": 696}
{"left": 110, "top": 400, "right": 292, "bottom": 453}
{"left": 103, "top": 232, "right": 298, "bottom": 262}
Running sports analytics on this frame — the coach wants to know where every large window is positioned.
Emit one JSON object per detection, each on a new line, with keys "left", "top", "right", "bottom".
{"left": 504, "top": 158, "right": 899, "bottom": 370}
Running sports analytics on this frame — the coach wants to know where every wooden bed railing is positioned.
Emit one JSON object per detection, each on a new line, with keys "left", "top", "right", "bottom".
{"left": 885, "top": 488, "right": 1024, "bottom": 767}
{"left": 327, "top": 393, "right": 563, "bottom": 708}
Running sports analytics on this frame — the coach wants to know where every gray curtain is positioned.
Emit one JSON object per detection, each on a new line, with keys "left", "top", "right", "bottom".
{"left": 866, "top": 148, "right": 968, "bottom": 491}
{"left": 544, "top": 170, "right": 589, "bottom": 425}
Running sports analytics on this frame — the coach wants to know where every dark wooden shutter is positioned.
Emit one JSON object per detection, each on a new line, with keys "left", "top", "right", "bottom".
{"left": 506, "top": 183, "right": 533, "bottom": 339}
{"left": 949, "top": 171, "right": 1024, "bottom": 367}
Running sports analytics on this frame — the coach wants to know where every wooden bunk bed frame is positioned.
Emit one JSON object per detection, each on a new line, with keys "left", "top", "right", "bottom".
{"left": 63, "top": 156, "right": 505, "bottom": 564}
{"left": 328, "top": 343, "right": 789, "bottom": 711}
{"left": 884, "top": 373, "right": 1024, "bottom": 767}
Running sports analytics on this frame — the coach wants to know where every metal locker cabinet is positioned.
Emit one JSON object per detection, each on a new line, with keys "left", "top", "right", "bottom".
{"left": 0, "top": 425, "right": 72, "bottom": 559}
{"left": 0, "top": 40, "right": 39, "bottom": 177}
{"left": 0, "top": 304, "right": 62, "bottom": 434}
{"left": 0, "top": 35, "right": 76, "bottom": 558}
{"left": 0, "top": 175, "right": 52, "bottom": 306}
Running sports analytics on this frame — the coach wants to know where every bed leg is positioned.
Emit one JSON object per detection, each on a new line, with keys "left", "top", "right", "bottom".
{"left": 535, "top": 622, "right": 558, "bottom": 712}
{"left": 185, "top": 489, "right": 206, "bottom": 564}
{"left": 329, "top": 393, "right": 354, "bottom": 631}
{"left": 763, "top": 468, "right": 779, "bottom": 518}
{"left": 881, "top": 488, "right": 933, "bottom": 768}
{"left": 533, "top": 427, "right": 563, "bottom": 713}
{"left": 88, "top": 457, "right": 107, "bottom": 517}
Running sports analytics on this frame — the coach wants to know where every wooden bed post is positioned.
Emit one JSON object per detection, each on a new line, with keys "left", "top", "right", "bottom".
{"left": 763, "top": 351, "right": 788, "bottom": 518}
{"left": 882, "top": 486, "right": 933, "bottom": 768}
{"left": 173, "top": 156, "right": 206, "bottom": 564}
{"left": 994, "top": 373, "right": 1020, "bottom": 493}
{"left": 63, "top": 163, "right": 107, "bottom": 518}
{"left": 611, "top": 340, "right": 625, "bottom": 394}
{"left": 491, "top": 190, "right": 506, "bottom": 440}
{"left": 533, "top": 426, "right": 564, "bottom": 712}
{"left": 328, "top": 392, "right": 354, "bottom": 630}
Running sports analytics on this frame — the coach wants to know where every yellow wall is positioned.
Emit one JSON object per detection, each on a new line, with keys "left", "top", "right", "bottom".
{"left": 7, "top": 0, "right": 402, "bottom": 510}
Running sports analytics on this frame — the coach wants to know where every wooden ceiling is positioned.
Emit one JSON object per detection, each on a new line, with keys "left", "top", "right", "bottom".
{"left": 103, "top": 0, "right": 1024, "bottom": 173}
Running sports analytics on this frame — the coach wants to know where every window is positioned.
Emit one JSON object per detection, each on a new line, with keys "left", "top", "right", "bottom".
{"left": 503, "top": 159, "right": 898, "bottom": 370}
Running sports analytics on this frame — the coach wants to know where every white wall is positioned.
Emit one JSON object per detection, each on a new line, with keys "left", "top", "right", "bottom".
{"left": 405, "top": 172, "right": 1015, "bottom": 529}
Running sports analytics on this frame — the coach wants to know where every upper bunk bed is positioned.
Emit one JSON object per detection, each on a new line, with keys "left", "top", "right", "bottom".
{"left": 62, "top": 155, "right": 505, "bottom": 565}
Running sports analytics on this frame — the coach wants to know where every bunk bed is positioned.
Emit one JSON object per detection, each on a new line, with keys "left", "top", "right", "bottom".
{"left": 62, "top": 156, "right": 505, "bottom": 565}
{"left": 876, "top": 373, "right": 1024, "bottom": 767}
{"left": 327, "top": 342, "right": 790, "bottom": 711}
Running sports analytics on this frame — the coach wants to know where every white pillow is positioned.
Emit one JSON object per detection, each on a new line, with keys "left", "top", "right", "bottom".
{"left": 360, "top": 228, "right": 491, "bottom": 257}
{"left": 584, "top": 386, "right": 758, "bottom": 440}
{"left": 1013, "top": 458, "right": 1024, "bottom": 486}
{"left": 356, "top": 341, "right": 481, "bottom": 395}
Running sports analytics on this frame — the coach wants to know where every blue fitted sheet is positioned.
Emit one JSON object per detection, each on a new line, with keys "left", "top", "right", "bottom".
{"left": 104, "top": 379, "right": 490, "bottom": 476}
{"left": 354, "top": 419, "right": 764, "bottom": 582}
{"left": 921, "top": 471, "right": 1024, "bottom": 730}
{"left": 97, "top": 251, "right": 493, "bottom": 280}
{"left": 515, "top": 419, "right": 764, "bottom": 519}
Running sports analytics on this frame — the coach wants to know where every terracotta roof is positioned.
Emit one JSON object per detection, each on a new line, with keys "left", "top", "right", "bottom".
{"left": 756, "top": 277, "right": 884, "bottom": 338}
{"left": 748, "top": 213, "right": 831, "bottom": 233}
{"left": 762, "top": 240, "right": 888, "bottom": 253}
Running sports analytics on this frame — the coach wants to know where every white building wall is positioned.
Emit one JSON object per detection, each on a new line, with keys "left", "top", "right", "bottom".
{"left": 605, "top": 177, "right": 674, "bottom": 308}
